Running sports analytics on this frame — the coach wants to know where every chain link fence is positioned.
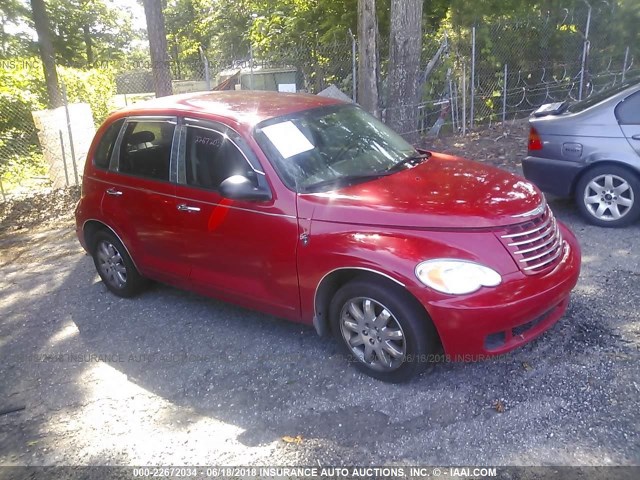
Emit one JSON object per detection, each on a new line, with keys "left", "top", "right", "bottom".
{"left": 1, "top": 3, "right": 638, "bottom": 199}
{"left": 416, "top": 2, "right": 639, "bottom": 138}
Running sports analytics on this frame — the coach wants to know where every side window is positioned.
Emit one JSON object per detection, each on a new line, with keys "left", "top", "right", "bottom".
{"left": 184, "top": 126, "right": 254, "bottom": 190}
{"left": 94, "top": 118, "right": 124, "bottom": 169}
{"left": 615, "top": 91, "right": 640, "bottom": 125}
{"left": 118, "top": 120, "right": 176, "bottom": 181}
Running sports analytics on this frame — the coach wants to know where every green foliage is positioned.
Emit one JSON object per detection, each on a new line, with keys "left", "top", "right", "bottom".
{"left": 0, "top": 148, "right": 47, "bottom": 189}
{"left": 0, "top": 0, "right": 35, "bottom": 58}
{"left": 48, "top": 0, "right": 135, "bottom": 68}
{"left": 58, "top": 66, "right": 115, "bottom": 124}
{"left": 0, "top": 57, "right": 114, "bottom": 179}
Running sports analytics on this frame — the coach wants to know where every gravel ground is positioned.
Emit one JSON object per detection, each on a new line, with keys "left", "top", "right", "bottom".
{"left": 0, "top": 124, "right": 638, "bottom": 469}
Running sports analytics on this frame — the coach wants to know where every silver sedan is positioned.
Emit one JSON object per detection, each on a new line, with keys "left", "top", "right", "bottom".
{"left": 523, "top": 81, "right": 640, "bottom": 227}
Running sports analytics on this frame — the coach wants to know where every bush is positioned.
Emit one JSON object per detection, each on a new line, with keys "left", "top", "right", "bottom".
{"left": 0, "top": 57, "right": 115, "bottom": 182}
{"left": 59, "top": 65, "right": 115, "bottom": 125}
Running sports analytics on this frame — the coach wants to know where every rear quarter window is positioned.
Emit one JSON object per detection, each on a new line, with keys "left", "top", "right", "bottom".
{"left": 615, "top": 91, "right": 640, "bottom": 125}
{"left": 94, "top": 118, "right": 125, "bottom": 169}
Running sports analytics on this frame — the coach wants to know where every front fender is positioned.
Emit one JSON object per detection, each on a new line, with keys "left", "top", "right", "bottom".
{"left": 297, "top": 221, "right": 518, "bottom": 325}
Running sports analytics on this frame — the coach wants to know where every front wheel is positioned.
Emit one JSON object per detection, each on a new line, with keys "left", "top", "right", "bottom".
{"left": 330, "top": 277, "right": 437, "bottom": 382}
{"left": 575, "top": 165, "right": 640, "bottom": 227}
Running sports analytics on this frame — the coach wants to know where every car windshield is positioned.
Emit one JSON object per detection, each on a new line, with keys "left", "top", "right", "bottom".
{"left": 254, "top": 104, "right": 421, "bottom": 193}
{"left": 568, "top": 80, "right": 640, "bottom": 113}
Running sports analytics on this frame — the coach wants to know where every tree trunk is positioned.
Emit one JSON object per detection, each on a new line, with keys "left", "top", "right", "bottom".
{"left": 30, "top": 0, "right": 63, "bottom": 108}
{"left": 387, "top": 0, "right": 423, "bottom": 142}
{"left": 83, "top": 23, "right": 94, "bottom": 65}
{"left": 357, "top": 0, "right": 379, "bottom": 117}
{"left": 142, "top": 0, "right": 172, "bottom": 97}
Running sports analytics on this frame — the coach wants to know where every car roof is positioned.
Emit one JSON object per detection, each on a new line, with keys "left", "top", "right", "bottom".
{"left": 115, "top": 90, "right": 345, "bottom": 125}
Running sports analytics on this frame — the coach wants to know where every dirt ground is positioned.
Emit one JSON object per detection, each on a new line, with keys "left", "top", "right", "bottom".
{"left": 0, "top": 123, "right": 638, "bottom": 472}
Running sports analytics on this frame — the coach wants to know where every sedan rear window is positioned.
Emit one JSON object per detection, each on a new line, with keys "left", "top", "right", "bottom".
{"left": 615, "top": 91, "right": 640, "bottom": 125}
{"left": 568, "top": 81, "right": 640, "bottom": 113}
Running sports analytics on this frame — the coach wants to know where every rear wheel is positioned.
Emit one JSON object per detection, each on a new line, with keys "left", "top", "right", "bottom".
{"left": 330, "top": 276, "right": 437, "bottom": 382}
{"left": 92, "top": 230, "right": 146, "bottom": 297}
{"left": 575, "top": 165, "right": 640, "bottom": 227}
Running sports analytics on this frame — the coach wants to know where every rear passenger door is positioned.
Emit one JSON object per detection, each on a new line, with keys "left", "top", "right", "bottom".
{"left": 616, "top": 91, "right": 640, "bottom": 157}
{"left": 101, "top": 116, "right": 190, "bottom": 284}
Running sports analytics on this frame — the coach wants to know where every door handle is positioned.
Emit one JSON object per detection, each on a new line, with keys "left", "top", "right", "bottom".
{"left": 177, "top": 204, "right": 201, "bottom": 213}
{"left": 106, "top": 188, "right": 123, "bottom": 196}
{"left": 631, "top": 134, "right": 640, "bottom": 141}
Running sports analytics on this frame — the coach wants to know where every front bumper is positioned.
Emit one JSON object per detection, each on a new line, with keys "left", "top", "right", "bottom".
{"left": 410, "top": 223, "right": 581, "bottom": 359}
{"left": 522, "top": 155, "right": 584, "bottom": 197}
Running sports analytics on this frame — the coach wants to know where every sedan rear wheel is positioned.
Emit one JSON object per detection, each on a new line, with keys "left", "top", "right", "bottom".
{"left": 576, "top": 165, "right": 640, "bottom": 227}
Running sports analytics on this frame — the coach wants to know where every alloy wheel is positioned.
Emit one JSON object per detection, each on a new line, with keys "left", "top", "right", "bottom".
{"left": 583, "top": 174, "right": 634, "bottom": 221}
{"left": 339, "top": 297, "right": 406, "bottom": 372}
{"left": 96, "top": 240, "right": 128, "bottom": 289}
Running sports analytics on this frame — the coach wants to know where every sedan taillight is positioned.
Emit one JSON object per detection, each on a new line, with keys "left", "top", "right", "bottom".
{"left": 528, "top": 127, "right": 543, "bottom": 151}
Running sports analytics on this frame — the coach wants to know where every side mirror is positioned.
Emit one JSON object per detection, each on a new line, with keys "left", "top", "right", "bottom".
{"left": 219, "top": 175, "right": 272, "bottom": 201}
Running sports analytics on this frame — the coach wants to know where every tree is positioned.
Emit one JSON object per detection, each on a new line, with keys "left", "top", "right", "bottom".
{"left": 0, "top": 0, "right": 34, "bottom": 58}
{"left": 386, "top": 0, "right": 423, "bottom": 140}
{"left": 48, "top": 0, "right": 135, "bottom": 68}
{"left": 30, "top": 0, "right": 63, "bottom": 108}
{"left": 357, "top": 0, "right": 380, "bottom": 116}
{"left": 142, "top": 0, "right": 172, "bottom": 97}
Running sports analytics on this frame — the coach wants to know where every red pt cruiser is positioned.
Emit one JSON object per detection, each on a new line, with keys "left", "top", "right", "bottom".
{"left": 75, "top": 91, "right": 581, "bottom": 382}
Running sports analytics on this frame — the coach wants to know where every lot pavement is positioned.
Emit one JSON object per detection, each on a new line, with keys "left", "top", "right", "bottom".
{"left": 0, "top": 127, "right": 639, "bottom": 468}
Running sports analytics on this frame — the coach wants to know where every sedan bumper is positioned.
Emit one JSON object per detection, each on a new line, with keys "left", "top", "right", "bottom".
{"left": 522, "top": 156, "right": 584, "bottom": 197}
{"left": 411, "top": 223, "right": 581, "bottom": 359}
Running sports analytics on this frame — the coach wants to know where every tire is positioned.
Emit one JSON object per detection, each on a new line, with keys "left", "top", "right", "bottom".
{"left": 575, "top": 165, "right": 640, "bottom": 228}
{"left": 91, "top": 230, "right": 146, "bottom": 298}
{"left": 329, "top": 276, "right": 437, "bottom": 383}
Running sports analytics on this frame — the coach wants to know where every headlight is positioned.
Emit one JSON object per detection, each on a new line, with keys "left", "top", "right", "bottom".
{"left": 415, "top": 259, "right": 502, "bottom": 295}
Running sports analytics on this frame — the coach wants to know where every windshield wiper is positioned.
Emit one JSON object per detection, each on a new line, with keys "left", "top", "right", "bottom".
{"left": 385, "top": 152, "right": 430, "bottom": 173}
{"left": 302, "top": 172, "right": 392, "bottom": 193}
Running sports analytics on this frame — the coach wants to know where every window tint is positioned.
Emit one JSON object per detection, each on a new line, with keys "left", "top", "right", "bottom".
{"left": 119, "top": 120, "right": 176, "bottom": 181}
{"left": 615, "top": 91, "right": 640, "bottom": 125}
{"left": 185, "top": 126, "right": 253, "bottom": 190}
{"left": 94, "top": 118, "right": 124, "bottom": 169}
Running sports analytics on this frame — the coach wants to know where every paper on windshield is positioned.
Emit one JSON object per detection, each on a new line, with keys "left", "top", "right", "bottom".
{"left": 261, "top": 121, "right": 314, "bottom": 159}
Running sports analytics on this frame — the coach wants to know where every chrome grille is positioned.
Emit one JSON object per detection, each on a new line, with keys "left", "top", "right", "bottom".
{"left": 498, "top": 206, "right": 565, "bottom": 275}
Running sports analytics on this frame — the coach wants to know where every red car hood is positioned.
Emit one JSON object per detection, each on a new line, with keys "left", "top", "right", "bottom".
{"left": 297, "top": 152, "right": 544, "bottom": 229}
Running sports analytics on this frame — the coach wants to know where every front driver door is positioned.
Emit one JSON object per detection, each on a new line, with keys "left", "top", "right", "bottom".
{"left": 173, "top": 118, "right": 300, "bottom": 320}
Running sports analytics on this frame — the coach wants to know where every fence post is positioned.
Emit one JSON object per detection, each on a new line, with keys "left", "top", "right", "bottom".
{"left": 0, "top": 177, "right": 5, "bottom": 202}
{"left": 470, "top": 26, "right": 476, "bottom": 129}
{"left": 200, "top": 46, "right": 211, "bottom": 91}
{"left": 349, "top": 29, "right": 357, "bottom": 102}
{"left": 502, "top": 63, "right": 508, "bottom": 127}
{"left": 578, "top": 1, "right": 592, "bottom": 101}
{"left": 249, "top": 44, "right": 254, "bottom": 90}
{"left": 59, "top": 130, "right": 70, "bottom": 187}
{"left": 622, "top": 46, "right": 630, "bottom": 82}
{"left": 462, "top": 63, "right": 467, "bottom": 135}
{"left": 61, "top": 82, "right": 79, "bottom": 186}
{"left": 448, "top": 77, "right": 456, "bottom": 131}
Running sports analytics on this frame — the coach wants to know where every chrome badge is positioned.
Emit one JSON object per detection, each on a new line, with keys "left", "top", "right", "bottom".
{"left": 512, "top": 199, "right": 547, "bottom": 218}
